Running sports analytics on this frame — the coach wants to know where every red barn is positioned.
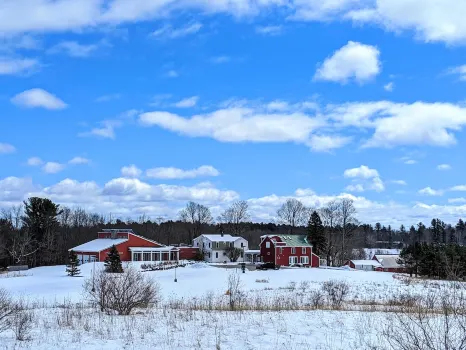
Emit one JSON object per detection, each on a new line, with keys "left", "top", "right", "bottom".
{"left": 70, "top": 229, "right": 182, "bottom": 264}
{"left": 372, "top": 254, "right": 406, "bottom": 273}
{"left": 259, "top": 235, "right": 320, "bottom": 267}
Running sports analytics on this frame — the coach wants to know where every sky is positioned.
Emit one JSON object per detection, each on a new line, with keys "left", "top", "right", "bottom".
{"left": 2, "top": 0, "right": 466, "bottom": 227}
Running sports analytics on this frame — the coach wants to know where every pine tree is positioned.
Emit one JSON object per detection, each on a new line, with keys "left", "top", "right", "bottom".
{"left": 104, "top": 245, "right": 123, "bottom": 273}
{"left": 307, "top": 211, "right": 326, "bottom": 256}
{"left": 66, "top": 250, "right": 81, "bottom": 277}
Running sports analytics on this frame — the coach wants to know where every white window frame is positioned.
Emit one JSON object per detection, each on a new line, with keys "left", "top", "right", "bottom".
{"left": 266, "top": 242, "right": 270, "bottom": 248}
{"left": 216, "top": 252, "right": 218, "bottom": 259}
{"left": 279, "top": 247, "right": 283, "bottom": 254}
{"left": 289, "top": 256, "right": 298, "bottom": 265}
{"left": 302, "top": 247, "right": 306, "bottom": 254}
{"left": 300, "top": 256, "right": 309, "bottom": 264}
{"left": 216, "top": 242, "right": 219, "bottom": 248}
{"left": 291, "top": 247, "right": 296, "bottom": 254}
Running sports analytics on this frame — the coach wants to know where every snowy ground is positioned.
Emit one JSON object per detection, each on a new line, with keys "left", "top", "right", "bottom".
{"left": 0, "top": 263, "right": 459, "bottom": 349}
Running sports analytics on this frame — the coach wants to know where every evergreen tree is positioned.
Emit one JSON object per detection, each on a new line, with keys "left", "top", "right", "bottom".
{"left": 409, "top": 225, "right": 417, "bottom": 244}
{"left": 104, "top": 245, "right": 123, "bottom": 273}
{"left": 66, "top": 250, "right": 81, "bottom": 277}
{"left": 388, "top": 225, "right": 393, "bottom": 248}
{"left": 307, "top": 211, "right": 326, "bottom": 256}
{"left": 375, "top": 223, "right": 381, "bottom": 241}
{"left": 417, "top": 222, "right": 426, "bottom": 243}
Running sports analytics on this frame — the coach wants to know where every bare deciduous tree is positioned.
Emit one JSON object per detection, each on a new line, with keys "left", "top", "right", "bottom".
{"left": 337, "top": 198, "right": 358, "bottom": 265}
{"left": 179, "top": 202, "right": 213, "bottom": 242}
{"left": 320, "top": 200, "right": 340, "bottom": 267}
{"left": 218, "top": 200, "right": 250, "bottom": 236}
{"left": 276, "top": 199, "right": 309, "bottom": 234}
{"left": 227, "top": 271, "right": 244, "bottom": 311}
{"left": 84, "top": 267, "right": 160, "bottom": 315}
{"left": 7, "top": 230, "right": 39, "bottom": 265}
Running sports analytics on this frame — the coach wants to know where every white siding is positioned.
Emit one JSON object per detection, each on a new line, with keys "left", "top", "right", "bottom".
{"left": 192, "top": 235, "right": 249, "bottom": 263}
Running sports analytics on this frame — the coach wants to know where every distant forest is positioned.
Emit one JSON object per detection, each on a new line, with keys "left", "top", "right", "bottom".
{"left": 0, "top": 196, "right": 465, "bottom": 268}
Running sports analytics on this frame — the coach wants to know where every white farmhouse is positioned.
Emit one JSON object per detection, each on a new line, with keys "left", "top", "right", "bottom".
{"left": 193, "top": 234, "right": 249, "bottom": 263}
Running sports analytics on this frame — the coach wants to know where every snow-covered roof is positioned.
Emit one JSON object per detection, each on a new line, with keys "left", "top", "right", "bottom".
{"left": 244, "top": 250, "right": 260, "bottom": 254}
{"left": 364, "top": 248, "right": 401, "bottom": 259}
{"left": 374, "top": 255, "right": 402, "bottom": 268}
{"left": 350, "top": 260, "right": 382, "bottom": 267}
{"left": 198, "top": 234, "right": 242, "bottom": 242}
{"left": 70, "top": 239, "right": 128, "bottom": 252}
{"left": 129, "top": 246, "right": 179, "bottom": 252}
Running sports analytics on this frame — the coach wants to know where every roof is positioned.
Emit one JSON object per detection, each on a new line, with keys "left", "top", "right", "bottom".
{"left": 262, "top": 235, "right": 312, "bottom": 247}
{"left": 244, "top": 250, "right": 260, "bottom": 254}
{"left": 350, "top": 260, "right": 382, "bottom": 267}
{"left": 364, "top": 248, "right": 401, "bottom": 259}
{"left": 70, "top": 239, "right": 128, "bottom": 253}
{"left": 129, "top": 246, "right": 179, "bottom": 252}
{"left": 374, "top": 255, "right": 402, "bottom": 268}
{"left": 197, "top": 234, "right": 243, "bottom": 243}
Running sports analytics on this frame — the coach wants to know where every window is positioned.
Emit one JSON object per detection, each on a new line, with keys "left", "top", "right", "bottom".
{"left": 241, "top": 242, "right": 244, "bottom": 248}
{"left": 216, "top": 242, "right": 219, "bottom": 248}
{"left": 209, "top": 242, "right": 211, "bottom": 248}
{"left": 300, "top": 256, "right": 309, "bottom": 265}
{"left": 240, "top": 252, "right": 244, "bottom": 258}
{"left": 289, "top": 256, "right": 298, "bottom": 265}
{"left": 143, "top": 252, "right": 151, "bottom": 261}
{"left": 302, "top": 247, "right": 306, "bottom": 254}
{"left": 216, "top": 252, "right": 218, "bottom": 258}
{"left": 90, "top": 256, "right": 97, "bottom": 262}
{"left": 291, "top": 247, "right": 296, "bottom": 254}
{"left": 279, "top": 247, "right": 283, "bottom": 254}
{"left": 266, "top": 242, "right": 270, "bottom": 248}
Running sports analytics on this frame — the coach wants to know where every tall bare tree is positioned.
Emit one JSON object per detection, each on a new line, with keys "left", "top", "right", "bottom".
{"left": 276, "top": 199, "right": 309, "bottom": 234}
{"left": 218, "top": 200, "right": 250, "bottom": 236}
{"left": 337, "top": 198, "right": 358, "bottom": 265}
{"left": 179, "top": 202, "right": 213, "bottom": 243}
{"left": 320, "top": 200, "right": 340, "bottom": 267}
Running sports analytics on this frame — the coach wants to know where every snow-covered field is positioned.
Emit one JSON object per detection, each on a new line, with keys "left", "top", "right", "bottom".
{"left": 0, "top": 263, "right": 461, "bottom": 349}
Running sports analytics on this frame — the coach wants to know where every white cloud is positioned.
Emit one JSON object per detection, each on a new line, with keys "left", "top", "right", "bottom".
{"left": 0, "top": 143, "right": 15, "bottom": 154}
{"left": 27, "top": 157, "right": 43, "bottom": 166}
{"left": 344, "top": 165, "right": 385, "bottom": 192}
{"left": 446, "top": 65, "right": 466, "bottom": 81}
{"left": 448, "top": 198, "right": 466, "bottom": 204}
{"left": 165, "top": 70, "right": 179, "bottom": 78}
{"left": 404, "top": 159, "right": 417, "bottom": 165}
{"left": 255, "top": 25, "right": 283, "bottom": 35}
{"left": 306, "top": 134, "right": 352, "bottom": 152}
{"left": 174, "top": 96, "right": 199, "bottom": 108}
{"left": 150, "top": 22, "right": 202, "bottom": 39}
{"left": 437, "top": 164, "right": 452, "bottom": 171}
{"left": 384, "top": 82, "right": 395, "bottom": 92}
{"left": 11, "top": 88, "right": 67, "bottom": 110}
{"left": 391, "top": 180, "right": 407, "bottom": 186}
{"left": 79, "top": 120, "right": 121, "bottom": 139}
{"left": 146, "top": 165, "right": 220, "bottom": 180}
{"left": 314, "top": 41, "right": 381, "bottom": 84}
{"left": 69, "top": 157, "right": 90, "bottom": 165}
{"left": 450, "top": 185, "right": 466, "bottom": 192}
{"left": 121, "top": 165, "right": 142, "bottom": 178}
{"left": 48, "top": 41, "right": 99, "bottom": 57}
{"left": 0, "top": 57, "right": 39, "bottom": 75}
{"left": 95, "top": 94, "right": 121, "bottom": 103}
{"left": 418, "top": 187, "right": 443, "bottom": 196}
{"left": 42, "top": 162, "right": 66, "bottom": 174}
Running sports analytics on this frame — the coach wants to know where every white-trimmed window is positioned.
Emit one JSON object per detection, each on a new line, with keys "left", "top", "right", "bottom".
{"left": 291, "top": 247, "right": 296, "bottom": 254}
{"left": 266, "top": 242, "right": 270, "bottom": 248}
{"left": 216, "top": 252, "right": 218, "bottom": 258}
{"left": 279, "top": 247, "right": 283, "bottom": 254}
{"left": 289, "top": 256, "right": 298, "bottom": 265}
{"left": 209, "top": 242, "right": 211, "bottom": 248}
{"left": 216, "top": 242, "right": 219, "bottom": 248}
{"left": 300, "top": 256, "right": 309, "bottom": 265}
{"left": 302, "top": 247, "right": 306, "bottom": 254}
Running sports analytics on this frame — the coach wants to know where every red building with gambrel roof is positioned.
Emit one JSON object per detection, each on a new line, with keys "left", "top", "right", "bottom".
{"left": 259, "top": 235, "right": 320, "bottom": 267}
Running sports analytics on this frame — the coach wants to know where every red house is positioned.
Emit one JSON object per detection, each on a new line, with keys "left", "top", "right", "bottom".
{"left": 259, "top": 235, "right": 320, "bottom": 267}
{"left": 70, "top": 229, "right": 186, "bottom": 264}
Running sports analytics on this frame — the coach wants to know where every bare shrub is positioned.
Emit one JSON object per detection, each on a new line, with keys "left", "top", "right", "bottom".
{"left": 227, "top": 271, "right": 244, "bottom": 311}
{"left": 9, "top": 306, "right": 34, "bottom": 341}
{"left": 255, "top": 278, "right": 269, "bottom": 283}
{"left": 387, "top": 292, "right": 418, "bottom": 309}
{"left": 287, "top": 281, "right": 297, "bottom": 291}
{"left": 84, "top": 266, "right": 160, "bottom": 315}
{"left": 381, "top": 284, "right": 466, "bottom": 350}
{"left": 309, "top": 289, "right": 325, "bottom": 309}
{"left": 0, "top": 288, "right": 15, "bottom": 333}
{"left": 299, "top": 280, "right": 310, "bottom": 292}
{"left": 321, "top": 280, "right": 349, "bottom": 309}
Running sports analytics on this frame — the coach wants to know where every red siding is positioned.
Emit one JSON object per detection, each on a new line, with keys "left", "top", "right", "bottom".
{"left": 178, "top": 247, "right": 199, "bottom": 260}
{"left": 311, "top": 253, "right": 320, "bottom": 267}
{"left": 260, "top": 236, "right": 277, "bottom": 264}
{"left": 259, "top": 236, "right": 320, "bottom": 267}
{"left": 98, "top": 233, "right": 162, "bottom": 262}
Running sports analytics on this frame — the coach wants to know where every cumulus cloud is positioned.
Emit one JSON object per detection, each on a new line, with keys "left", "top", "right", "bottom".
{"left": 174, "top": 96, "right": 199, "bottom": 108}
{"left": 314, "top": 41, "right": 381, "bottom": 84}
{"left": 343, "top": 165, "right": 385, "bottom": 192}
{"left": 450, "top": 185, "right": 466, "bottom": 192}
{"left": 255, "top": 25, "right": 283, "bottom": 35}
{"left": 418, "top": 187, "right": 444, "bottom": 196}
{"left": 42, "top": 162, "right": 66, "bottom": 174}
{"left": 27, "top": 157, "right": 43, "bottom": 166}
{"left": 48, "top": 40, "right": 99, "bottom": 57}
{"left": 437, "top": 164, "right": 452, "bottom": 171}
{"left": 0, "top": 57, "right": 40, "bottom": 75}
{"left": 121, "top": 165, "right": 142, "bottom": 178}
{"left": 79, "top": 120, "right": 122, "bottom": 139}
{"left": 0, "top": 143, "right": 16, "bottom": 154}
{"left": 384, "top": 82, "right": 395, "bottom": 92}
{"left": 11, "top": 88, "right": 67, "bottom": 110}
{"left": 69, "top": 157, "right": 90, "bottom": 165}
{"left": 146, "top": 165, "right": 220, "bottom": 180}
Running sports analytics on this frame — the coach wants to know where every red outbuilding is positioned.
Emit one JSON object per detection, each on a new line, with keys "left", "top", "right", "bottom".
{"left": 70, "top": 229, "right": 194, "bottom": 264}
{"left": 259, "top": 235, "right": 320, "bottom": 267}
{"left": 372, "top": 254, "right": 406, "bottom": 273}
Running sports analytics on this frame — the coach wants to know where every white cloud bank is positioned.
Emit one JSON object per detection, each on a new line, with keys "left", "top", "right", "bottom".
{"left": 11, "top": 88, "right": 67, "bottom": 110}
{"left": 146, "top": 166, "right": 220, "bottom": 179}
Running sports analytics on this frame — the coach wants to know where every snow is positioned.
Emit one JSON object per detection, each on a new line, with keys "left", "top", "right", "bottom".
{"left": 70, "top": 238, "right": 127, "bottom": 252}
{"left": 374, "top": 255, "right": 402, "bottom": 268}
{"left": 364, "top": 248, "right": 401, "bottom": 259}
{"left": 201, "top": 234, "right": 241, "bottom": 242}
{"left": 349, "top": 260, "right": 382, "bottom": 267}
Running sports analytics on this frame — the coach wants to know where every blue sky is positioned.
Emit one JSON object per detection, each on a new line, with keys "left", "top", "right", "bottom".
{"left": 1, "top": 0, "right": 466, "bottom": 226}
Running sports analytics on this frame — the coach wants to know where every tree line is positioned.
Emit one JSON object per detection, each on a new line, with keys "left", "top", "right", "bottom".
{"left": 0, "top": 196, "right": 465, "bottom": 268}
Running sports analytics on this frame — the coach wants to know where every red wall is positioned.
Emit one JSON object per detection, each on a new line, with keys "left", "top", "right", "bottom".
{"left": 260, "top": 236, "right": 277, "bottom": 264}
{"left": 311, "top": 253, "right": 320, "bottom": 267}
{"left": 259, "top": 236, "right": 319, "bottom": 267}
{"left": 179, "top": 247, "right": 199, "bottom": 260}
{"left": 99, "top": 233, "right": 162, "bottom": 262}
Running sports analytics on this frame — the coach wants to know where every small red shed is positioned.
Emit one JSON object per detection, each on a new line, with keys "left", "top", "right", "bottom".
{"left": 259, "top": 235, "right": 320, "bottom": 267}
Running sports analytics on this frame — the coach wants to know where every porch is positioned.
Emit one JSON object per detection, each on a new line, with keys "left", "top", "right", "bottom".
{"left": 129, "top": 247, "right": 180, "bottom": 262}
{"left": 244, "top": 250, "right": 260, "bottom": 263}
